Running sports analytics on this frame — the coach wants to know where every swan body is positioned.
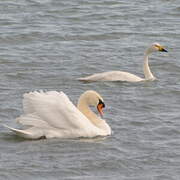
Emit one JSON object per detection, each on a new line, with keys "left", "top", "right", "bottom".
{"left": 78, "top": 71, "right": 144, "bottom": 82}
{"left": 78, "top": 43, "right": 167, "bottom": 82}
{"left": 5, "top": 90, "right": 111, "bottom": 139}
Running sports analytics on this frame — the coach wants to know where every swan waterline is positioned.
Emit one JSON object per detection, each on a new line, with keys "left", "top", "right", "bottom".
{"left": 78, "top": 43, "right": 168, "bottom": 82}
{"left": 4, "top": 90, "right": 111, "bottom": 139}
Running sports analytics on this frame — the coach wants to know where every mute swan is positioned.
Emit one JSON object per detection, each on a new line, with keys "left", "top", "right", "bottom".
{"left": 4, "top": 90, "right": 111, "bottom": 139}
{"left": 78, "top": 43, "right": 168, "bottom": 82}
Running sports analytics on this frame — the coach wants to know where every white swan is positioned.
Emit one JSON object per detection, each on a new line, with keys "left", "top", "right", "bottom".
{"left": 78, "top": 43, "right": 168, "bottom": 82}
{"left": 4, "top": 90, "right": 111, "bottom": 139}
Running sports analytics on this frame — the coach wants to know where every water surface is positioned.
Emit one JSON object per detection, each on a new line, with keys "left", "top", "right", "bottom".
{"left": 0, "top": 0, "right": 180, "bottom": 179}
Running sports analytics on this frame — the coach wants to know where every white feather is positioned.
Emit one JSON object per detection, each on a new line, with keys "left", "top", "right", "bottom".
{"left": 5, "top": 91, "right": 111, "bottom": 139}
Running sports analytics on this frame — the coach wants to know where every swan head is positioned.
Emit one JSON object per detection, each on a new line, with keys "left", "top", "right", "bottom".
{"left": 146, "top": 43, "right": 168, "bottom": 54}
{"left": 78, "top": 90, "right": 105, "bottom": 117}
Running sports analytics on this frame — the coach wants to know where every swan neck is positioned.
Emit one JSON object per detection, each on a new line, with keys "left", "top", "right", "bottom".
{"left": 143, "top": 52, "right": 155, "bottom": 80}
{"left": 77, "top": 97, "right": 102, "bottom": 127}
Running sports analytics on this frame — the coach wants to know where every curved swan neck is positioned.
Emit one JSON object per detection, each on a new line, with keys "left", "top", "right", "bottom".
{"left": 143, "top": 51, "right": 155, "bottom": 80}
{"left": 77, "top": 97, "right": 102, "bottom": 127}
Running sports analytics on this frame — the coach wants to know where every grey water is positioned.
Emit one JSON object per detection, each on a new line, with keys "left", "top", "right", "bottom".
{"left": 0, "top": 0, "right": 180, "bottom": 179}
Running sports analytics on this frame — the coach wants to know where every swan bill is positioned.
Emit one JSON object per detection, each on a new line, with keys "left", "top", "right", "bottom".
{"left": 154, "top": 44, "right": 168, "bottom": 52}
{"left": 160, "top": 48, "right": 168, "bottom": 52}
{"left": 97, "top": 99, "right": 105, "bottom": 118}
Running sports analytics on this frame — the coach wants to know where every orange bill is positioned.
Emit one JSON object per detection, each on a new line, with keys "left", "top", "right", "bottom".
{"left": 97, "top": 100, "right": 105, "bottom": 118}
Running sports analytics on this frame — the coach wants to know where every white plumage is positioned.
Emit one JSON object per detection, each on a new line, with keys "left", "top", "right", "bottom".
{"left": 78, "top": 43, "right": 167, "bottom": 82}
{"left": 4, "top": 90, "right": 111, "bottom": 139}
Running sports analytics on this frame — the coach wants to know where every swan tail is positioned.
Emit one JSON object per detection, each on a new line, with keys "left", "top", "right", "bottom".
{"left": 77, "top": 77, "right": 92, "bottom": 82}
{"left": 77, "top": 75, "right": 101, "bottom": 82}
{"left": 3, "top": 124, "right": 44, "bottom": 139}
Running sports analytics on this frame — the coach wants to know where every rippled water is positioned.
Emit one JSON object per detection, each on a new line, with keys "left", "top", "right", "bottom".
{"left": 0, "top": 0, "right": 180, "bottom": 179}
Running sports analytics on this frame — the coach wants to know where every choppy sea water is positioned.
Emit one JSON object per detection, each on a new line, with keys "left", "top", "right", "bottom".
{"left": 0, "top": 0, "right": 180, "bottom": 179}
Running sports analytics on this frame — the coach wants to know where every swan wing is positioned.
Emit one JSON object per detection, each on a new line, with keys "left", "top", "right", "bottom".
{"left": 16, "top": 113, "right": 51, "bottom": 128}
{"left": 19, "top": 91, "right": 99, "bottom": 134}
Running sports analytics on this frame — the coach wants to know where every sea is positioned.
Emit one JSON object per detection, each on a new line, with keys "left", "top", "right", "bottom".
{"left": 0, "top": 0, "right": 180, "bottom": 179}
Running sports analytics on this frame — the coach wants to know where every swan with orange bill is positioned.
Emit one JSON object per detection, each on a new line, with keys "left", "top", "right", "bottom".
{"left": 78, "top": 43, "right": 168, "bottom": 82}
{"left": 4, "top": 90, "right": 111, "bottom": 139}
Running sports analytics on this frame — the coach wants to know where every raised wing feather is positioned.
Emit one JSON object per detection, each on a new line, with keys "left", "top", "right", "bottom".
{"left": 20, "top": 91, "right": 98, "bottom": 131}
{"left": 16, "top": 113, "right": 50, "bottom": 128}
